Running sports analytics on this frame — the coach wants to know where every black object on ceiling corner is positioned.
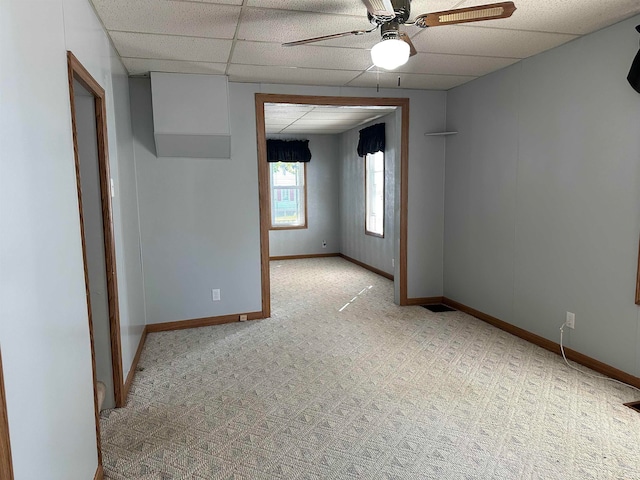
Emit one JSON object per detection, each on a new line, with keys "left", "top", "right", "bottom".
{"left": 628, "top": 25, "right": 640, "bottom": 94}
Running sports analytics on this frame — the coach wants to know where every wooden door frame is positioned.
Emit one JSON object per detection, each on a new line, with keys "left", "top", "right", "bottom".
{"left": 255, "top": 93, "right": 410, "bottom": 316}
{"left": 67, "top": 51, "right": 124, "bottom": 471}
{"left": 0, "top": 350, "right": 14, "bottom": 480}
{"left": 636, "top": 236, "right": 640, "bottom": 304}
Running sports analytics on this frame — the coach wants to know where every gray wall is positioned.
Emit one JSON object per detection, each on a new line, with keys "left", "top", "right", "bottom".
{"left": 339, "top": 113, "right": 398, "bottom": 276}
{"left": 130, "top": 79, "right": 263, "bottom": 323}
{"left": 111, "top": 54, "right": 147, "bottom": 381}
{"left": 268, "top": 134, "right": 341, "bottom": 257}
{"left": 130, "top": 80, "right": 447, "bottom": 325}
{"left": 0, "top": 0, "right": 145, "bottom": 477}
{"left": 444, "top": 14, "right": 640, "bottom": 376}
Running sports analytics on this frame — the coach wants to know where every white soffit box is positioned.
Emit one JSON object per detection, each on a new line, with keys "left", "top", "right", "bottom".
{"left": 151, "top": 72, "right": 231, "bottom": 158}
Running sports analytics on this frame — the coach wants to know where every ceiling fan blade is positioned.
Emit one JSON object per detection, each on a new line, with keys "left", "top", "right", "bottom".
{"left": 414, "top": 1, "right": 516, "bottom": 28}
{"left": 399, "top": 32, "right": 417, "bottom": 57}
{"left": 282, "top": 28, "right": 375, "bottom": 47}
{"left": 361, "top": 0, "right": 396, "bottom": 18}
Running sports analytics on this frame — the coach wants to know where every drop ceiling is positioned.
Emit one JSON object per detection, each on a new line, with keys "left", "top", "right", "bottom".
{"left": 265, "top": 104, "right": 397, "bottom": 135}
{"left": 91, "top": 0, "right": 640, "bottom": 91}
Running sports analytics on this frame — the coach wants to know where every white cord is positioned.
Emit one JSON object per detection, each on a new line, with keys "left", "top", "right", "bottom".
{"left": 559, "top": 322, "right": 640, "bottom": 393}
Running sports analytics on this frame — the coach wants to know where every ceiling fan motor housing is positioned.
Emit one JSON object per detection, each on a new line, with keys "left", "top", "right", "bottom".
{"left": 368, "top": 0, "right": 411, "bottom": 25}
{"left": 380, "top": 21, "right": 401, "bottom": 40}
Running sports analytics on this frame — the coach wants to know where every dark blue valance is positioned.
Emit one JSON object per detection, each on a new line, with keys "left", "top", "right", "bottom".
{"left": 628, "top": 25, "right": 640, "bottom": 94}
{"left": 267, "top": 139, "right": 312, "bottom": 163}
{"left": 357, "top": 123, "right": 385, "bottom": 157}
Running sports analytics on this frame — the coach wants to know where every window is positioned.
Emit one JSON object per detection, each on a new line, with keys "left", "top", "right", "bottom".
{"left": 365, "top": 151, "right": 384, "bottom": 237}
{"left": 270, "top": 162, "right": 306, "bottom": 229}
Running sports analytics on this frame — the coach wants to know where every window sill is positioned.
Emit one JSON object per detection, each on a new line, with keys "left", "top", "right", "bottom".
{"left": 270, "top": 225, "right": 308, "bottom": 231}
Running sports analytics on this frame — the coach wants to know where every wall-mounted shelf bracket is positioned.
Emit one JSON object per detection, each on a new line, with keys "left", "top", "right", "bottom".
{"left": 424, "top": 131, "right": 458, "bottom": 136}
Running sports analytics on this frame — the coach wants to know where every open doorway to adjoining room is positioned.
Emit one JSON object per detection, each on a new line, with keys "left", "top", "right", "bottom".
{"left": 255, "top": 94, "right": 410, "bottom": 318}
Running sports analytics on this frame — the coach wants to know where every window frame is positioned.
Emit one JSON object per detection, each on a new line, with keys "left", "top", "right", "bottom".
{"left": 364, "top": 150, "right": 385, "bottom": 238}
{"left": 269, "top": 161, "right": 308, "bottom": 230}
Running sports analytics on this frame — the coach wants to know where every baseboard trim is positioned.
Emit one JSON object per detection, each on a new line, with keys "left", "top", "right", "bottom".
{"left": 339, "top": 254, "right": 394, "bottom": 281}
{"left": 268, "top": 253, "right": 395, "bottom": 281}
{"left": 123, "top": 326, "right": 148, "bottom": 401}
{"left": 146, "top": 311, "right": 264, "bottom": 333}
{"left": 406, "top": 296, "right": 444, "bottom": 306}
{"left": 94, "top": 464, "right": 103, "bottom": 480}
{"left": 122, "top": 312, "right": 264, "bottom": 403}
{"left": 442, "top": 297, "right": 640, "bottom": 389}
{"left": 270, "top": 253, "right": 339, "bottom": 261}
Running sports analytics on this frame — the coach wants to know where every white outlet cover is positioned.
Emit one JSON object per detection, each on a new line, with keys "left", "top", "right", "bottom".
{"left": 566, "top": 311, "right": 575, "bottom": 328}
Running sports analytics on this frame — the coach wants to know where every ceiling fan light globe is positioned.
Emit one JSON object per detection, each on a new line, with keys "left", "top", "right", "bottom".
{"left": 371, "top": 38, "right": 410, "bottom": 70}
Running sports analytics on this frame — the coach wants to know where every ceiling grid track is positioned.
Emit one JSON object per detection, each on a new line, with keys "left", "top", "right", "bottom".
{"left": 90, "top": 0, "right": 640, "bottom": 89}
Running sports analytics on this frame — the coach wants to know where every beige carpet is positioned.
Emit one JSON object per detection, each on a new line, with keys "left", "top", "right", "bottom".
{"left": 100, "top": 257, "right": 640, "bottom": 479}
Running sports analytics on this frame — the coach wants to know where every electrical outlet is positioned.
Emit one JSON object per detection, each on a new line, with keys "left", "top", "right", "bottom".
{"left": 239, "top": 314, "right": 248, "bottom": 322}
{"left": 566, "top": 311, "right": 575, "bottom": 329}
{"left": 212, "top": 289, "right": 220, "bottom": 301}
{"left": 322, "top": 240, "right": 327, "bottom": 248}
{"left": 392, "top": 258, "right": 395, "bottom": 268}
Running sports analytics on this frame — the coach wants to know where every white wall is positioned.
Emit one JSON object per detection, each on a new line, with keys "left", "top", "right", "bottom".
{"left": 130, "top": 79, "right": 447, "bottom": 325}
{"left": 269, "top": 134, "right": 341, "bottom": 257}
{"left": 444, "top": 14, "right": 640, "bottom": 376}
{"left": 0, "top": 0, "right": 143, "bottom": 477}
{"left": 339, "top": 113, "right": 397, "bottom": 276}
{"left": 110, "top": 50, "right": 146, "bottom": 379}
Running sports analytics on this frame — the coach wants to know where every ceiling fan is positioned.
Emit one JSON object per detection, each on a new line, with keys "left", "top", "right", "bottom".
{"left": 283, "top": 0, "right": 516, "bottom": 70}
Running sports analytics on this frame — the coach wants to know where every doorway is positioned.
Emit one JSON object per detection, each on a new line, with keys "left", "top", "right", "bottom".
{"left": 255, "top": 94, "right": 410, "bottom": 317}
{"left": 67, "top": 52, "right": 124, "bottom": 421}
{"left": 0, "top": 349, "right": 13, "bottom": 480}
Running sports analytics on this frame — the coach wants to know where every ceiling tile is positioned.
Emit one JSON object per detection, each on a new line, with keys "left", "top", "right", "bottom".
{"left": 265, "top": 117, "right": 307, "bottom": 124}
{"left": 304, "top": 106, "right": 397, "bottom": 114}
{"left": 245, "top": 0, "right": 461, "bottom": 17}
{"left": 320, "top": 31, "right": 384, "bottom": 49}
{"left": 301, "top": 111, "right": 381, "bottom": 120}
{"left": 395, "top": 53, "right": 519, "bottom": 76}
{"left": 281, "top": 127, "right": 346, "bottom": 134}
{"left": 90, "top": 0, "right": 640, "bottom": 88}
{"left": 264, "top": 102, "right": 398, "bottom": 134}
{"left": 237, "top": 2, "right": 463, "bottom": 50}
{"left": 228, "top": 64, "right": 361, "bottom": 86}
{"left": 92, "top": 0, "right": 240, "bottom": 38}
{"left": 457, "top": 0, "right": 640, "bottom": 35}
{"left": 238, "top": 8, "right": 372, "bottom": 44}
{"left": 265, "top": 104, "right": 314, "bottom": 116}
{"left": 292, "top": 118, "right": 367, "bottom": 125}
{"left": 173, "top": 0, "right": 242, "bottom": 4}
{"left": 110, "top": 32, "right": 232, "bottom": 62}
{"left": 265, "top": 121, "right": 295, "bottom": 128}
{"left": 245, "top": 0, "right": 367, "bottom": 17}
{"left": 265, "top": 120, "right": 309, "bottom": 126}
{"left": 348, "top": 71, "right": 475, "bottom": 90}
{"left": 122, "top": 58, "right": 227, "bottom": 76}
{"left": 410, "top": 25, "right": 578, "bottom": 59}
{"left": 232, "top": 41, "right": 373, "bottom": 71}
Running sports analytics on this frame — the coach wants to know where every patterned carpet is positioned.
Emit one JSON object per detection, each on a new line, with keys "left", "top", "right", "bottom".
{"left": 100, "top": 257, "right": 640, "bottom": 479}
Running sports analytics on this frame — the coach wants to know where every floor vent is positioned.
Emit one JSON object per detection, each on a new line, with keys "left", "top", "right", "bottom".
{"left": 624, "top": 401, "right": 640, "bottom": 413}
{"left": 422, "top": 304, "right": 456, "bottom": 313}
